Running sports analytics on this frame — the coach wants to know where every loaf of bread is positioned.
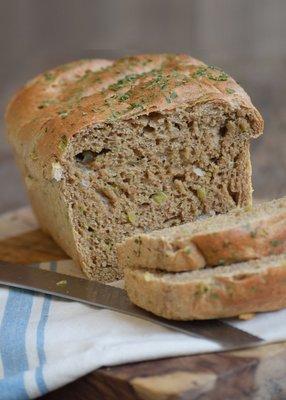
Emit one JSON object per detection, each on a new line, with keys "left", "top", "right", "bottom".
{"left": 118, "top": 197, "right": 286, "bottom": 271}
{"left": 5, "top": 54, "right": 263, "bottom": 281}
{"left": 124, "top": 253, "right": 286, "bottom": 320}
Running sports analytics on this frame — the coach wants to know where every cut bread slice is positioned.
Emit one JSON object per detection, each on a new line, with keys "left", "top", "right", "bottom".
{"left": 117, "top": 197, "right": 286, "bottom": 272}
{"left": 124, "top": 253, "right": 286, "bottom": 320}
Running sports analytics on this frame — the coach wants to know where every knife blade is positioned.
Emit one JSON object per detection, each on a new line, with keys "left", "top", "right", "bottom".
{"left": 0, "top": 261, "right": 263, "bottom": 350}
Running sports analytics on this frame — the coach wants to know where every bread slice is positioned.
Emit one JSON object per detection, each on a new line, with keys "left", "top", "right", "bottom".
{"left": 5, "top": 54, "right": 263, "bottom": 281}
{"left": 125, "top": 253, "right": 286, "bottom": 320}
{"left": 118, "top": 197, "right": 286, "bottom": 272}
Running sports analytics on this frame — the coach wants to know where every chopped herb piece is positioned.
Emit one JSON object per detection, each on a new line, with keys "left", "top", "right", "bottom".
{"left": 192, "top": 65, "right": 228, "bottom": 82}
{"left": 109, "top": 74, "right": 139, "bottom": 91}
{"left": 30, "top": 149, "right": 38, "bottom": 161}
{"left": 129, "top": 102, "right": 144, "bottom": 110}
{"left": 126, "top": 211, "right": 137, "bottom": 224}
{"left": 104, "top": 98, "right": 112, "bottom": 105}
{"left": 183, "top": 246, "right": 192, "bottom": 254}
{"left": 226, "top": 289, "right": 234, "bottom": 299}
{"left": 58, "top": 110, "right": 70, "bottom": 119}
{"left": 271, "top": 239, "right": 282, "bottom": 247}
{"left": 171, "top": 70, "right": 180, "bottom": 78}
{"left": 208, "top": 71, "right": 228, "bottom": 81}
{"left": 134, "top": 237, "right": 142, "bottom": 245}
{"left": 80, "top": 69, "right": 91, "bottom": 78}
{"left": 38, "top": 99, "right": 57, "bottom": 109}
{"left": 93, "top": 76, "right": 103, "bottom": 83}
{"left": 56, "top": 280, "right": 67, "bottom": 287}
{"left": 194, "top": 283, "right": 209, "bottom": 297}
{"left": 226, "top": 88, "right": 235, "bottom": 94}
{"left": 142, "top": 58, "right": 153, "bottom": 66}
{"left": 147, "top": 72, "right": 168, "bottom": 90}
{"left": 152, "top": 191, "right": 168, "bottom": 204}
{"left": 43, "top": 72, "right": 55, "bottom": 81}
{"left": 170, "top": 91, "right": 178, "bottom": 99}
{"left": 196, "top": 187, "right": 206, "bottom": 202}
{"left": 107, "top": 111, "right": 121, "bottom": 122}
{"left": 260, "top": 228, "right": 268, "bottom": 237}
{"left": 58, "top": 135, "right": 68, "bottom": 151}
{"left": 210, "top": 292, "right": 220, "bottom": 300}
{"left": 192, "top": 66, "right": 207, "bottom": 78}
{"left": 118, "top": 93, "right": 130, "bottom": 102}
{"left": 165, "top": 91, "right": 178, "bottom": 103}
{"left": 250, "top": 230, "right": 257, "bottom": 238}
{"left": 134, "top": 236, "right": 142, "bottom": 256}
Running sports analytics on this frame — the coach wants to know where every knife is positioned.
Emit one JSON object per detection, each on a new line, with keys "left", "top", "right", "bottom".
{"left": 0, "top": 261, "right": 263, "bottom": 350}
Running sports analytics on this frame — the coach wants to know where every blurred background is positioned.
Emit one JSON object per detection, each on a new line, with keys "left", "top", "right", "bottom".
{"left": 1, "top": 0, "right": 286, "bottom": 213}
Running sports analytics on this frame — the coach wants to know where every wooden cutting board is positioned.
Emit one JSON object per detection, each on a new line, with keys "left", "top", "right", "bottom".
{"left": 1, "top": 208, "right": 286, "bottom": 400}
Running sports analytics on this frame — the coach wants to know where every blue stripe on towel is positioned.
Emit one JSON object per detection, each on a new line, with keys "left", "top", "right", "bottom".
{"left": 35, "top": 261, "right": 57, "bottom": 395}
{"left": 0, "top": 288, "right": 33, "bottom": 399}
{"left": 35, "top": 295, "right": 51, "bottom": 395}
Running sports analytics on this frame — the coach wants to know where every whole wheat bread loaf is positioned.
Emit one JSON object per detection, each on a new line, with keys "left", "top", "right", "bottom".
{"left": 5, "top": 54, "right": 263, "bottom": 281}
{"left": 118, "top": 197, "right": 286, "bottom": 271}
{"left": 125, "top": 253, "right": 286, "bottom": 320}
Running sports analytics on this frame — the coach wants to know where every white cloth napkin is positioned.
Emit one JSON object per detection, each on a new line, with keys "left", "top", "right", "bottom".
{"left": 0, "top": 259, "right": 286, "bottom": 400}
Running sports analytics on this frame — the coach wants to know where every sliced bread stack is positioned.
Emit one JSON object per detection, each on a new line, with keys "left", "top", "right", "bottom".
{"left": 117, "top": 197, "right": 286, "bottom": 320}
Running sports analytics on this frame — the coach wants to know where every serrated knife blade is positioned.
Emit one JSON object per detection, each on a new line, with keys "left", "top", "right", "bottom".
{"left": 0, "top": 261, "right": 263, "bottom": 350}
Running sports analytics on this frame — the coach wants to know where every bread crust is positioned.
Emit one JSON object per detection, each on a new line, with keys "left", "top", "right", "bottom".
{"left": 124, "top": 255, "right": 286, "bottom": 320}
{"left": 118, "top": 201, "right": 286, "bottom": 272}
{"left": 6, "top": 54, "right": 263, "bottom": 170}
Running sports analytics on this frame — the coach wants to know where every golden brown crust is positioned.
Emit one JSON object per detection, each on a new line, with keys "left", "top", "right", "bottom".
{"left": 117, "top": 200, "right": 286, "bottom": 272}
{"left": 193, "top": 214, "right": 286, "bottom": 266}
{"left": 124, "top": 255, "right": 286, "bottom": 320}
{"left": 6, "top": 54, "right": 263, "bottom": 170}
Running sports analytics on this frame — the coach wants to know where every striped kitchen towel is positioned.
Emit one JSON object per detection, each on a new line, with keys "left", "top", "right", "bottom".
{"left": 1, "top": 260, "right": 286, "bottom": 400}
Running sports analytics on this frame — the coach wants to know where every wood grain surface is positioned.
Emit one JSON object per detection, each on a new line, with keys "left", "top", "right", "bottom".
{"left": 1, "top": 207, "right": 286, "bottom": 400}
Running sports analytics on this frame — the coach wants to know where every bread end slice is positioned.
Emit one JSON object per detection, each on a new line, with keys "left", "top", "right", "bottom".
{"left": 124, "top": 253, "right": 286, "bottom": 320}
